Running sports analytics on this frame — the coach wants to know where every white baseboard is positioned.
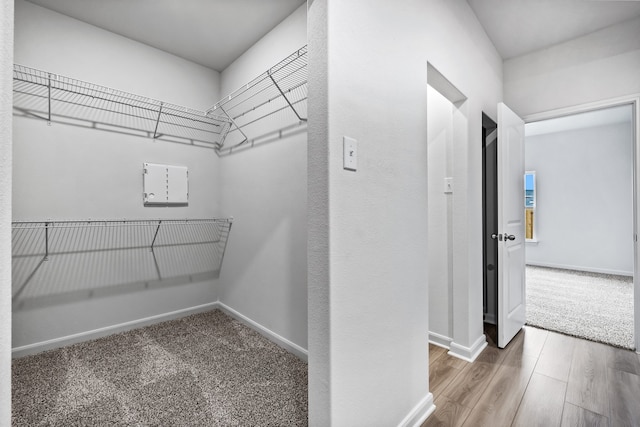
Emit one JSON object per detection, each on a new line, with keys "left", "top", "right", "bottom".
{"left": 428, "top": 331, "right": 452, "bottom": 349}
{"left": 448, "top": 334, "right": 487, "bottom": 362}
{"left": 397, "top": 393, "right": 436, "bottom": 427}
{"left": 12, "top": 302, "right": 218, "bottom": 358}
{"left": 13, "top": 301, "right": 310, "bottom": 363}
{"left": 526, "top": 261, "right": 633, "bottom": 277}
{"left": 215, "top": 302, "right": 308, "bottom": 362}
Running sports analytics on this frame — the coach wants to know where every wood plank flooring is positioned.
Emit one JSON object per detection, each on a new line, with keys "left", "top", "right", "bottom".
{"left": 423, "top": 326, "right": 640, "bottom": 427}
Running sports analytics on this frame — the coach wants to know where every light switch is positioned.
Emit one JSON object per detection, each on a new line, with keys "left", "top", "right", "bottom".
{"left": 444, "top": 177, "right": 453, "bottom": 194}
{"left": 343, "top": 136, "right": 357, "bottom": 171}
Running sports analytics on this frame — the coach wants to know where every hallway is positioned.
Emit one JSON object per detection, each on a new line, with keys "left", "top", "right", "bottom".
{"left": 425, "top": 326, "right": 640, "bottom": 426}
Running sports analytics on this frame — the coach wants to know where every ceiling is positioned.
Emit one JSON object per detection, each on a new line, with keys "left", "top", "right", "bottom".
{"left": 525, "top": 104, "right": 633, "bottom": 137}
{"left": 25, "top": 0, "right": 640, "bottom": 69}
{"left": 467, "top": 0, "right": 640, "bottom": 59}
{"left": 25, "top": 0, "right": 306, "bottom": 72}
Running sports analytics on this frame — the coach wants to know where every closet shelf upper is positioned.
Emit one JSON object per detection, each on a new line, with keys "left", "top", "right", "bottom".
{"left": 13, "top": 64, "right": 232, "bottom": 148}
{"left": 208, "top": 45, "right": 308, "bottom": 154}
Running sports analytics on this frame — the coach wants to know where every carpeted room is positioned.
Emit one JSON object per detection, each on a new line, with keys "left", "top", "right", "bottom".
{"left": 12, "top": 310, "right": 308, "bottom": 425}
{"left": 524, "top": 105, "right": 635, "bottom": 350}
{"left": 10, "top": 0, "right": 309, "bottom": 424}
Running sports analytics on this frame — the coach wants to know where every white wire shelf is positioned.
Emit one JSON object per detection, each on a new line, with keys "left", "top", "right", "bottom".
{"left": 208, "top": 45, "right": 308, "bottom": 154}
{"left": 11, "top": 218, "right": 233, "bottom": 308}
{"left": 13, "top": 65, "right": 232, "bottom": 148}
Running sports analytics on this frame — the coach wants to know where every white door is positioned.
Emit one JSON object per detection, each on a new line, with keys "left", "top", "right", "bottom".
{"left": 497, "top": 103, "right": 526, "bottom": 348}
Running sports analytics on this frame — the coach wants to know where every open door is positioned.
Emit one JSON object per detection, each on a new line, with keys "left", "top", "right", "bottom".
{"left": 496, "top": 103, "right": 526, "bottom": 348}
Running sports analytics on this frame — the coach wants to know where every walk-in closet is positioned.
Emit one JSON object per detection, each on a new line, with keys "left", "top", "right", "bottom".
{"left": 10, "top": 0, "right": 308, "bottom": 424}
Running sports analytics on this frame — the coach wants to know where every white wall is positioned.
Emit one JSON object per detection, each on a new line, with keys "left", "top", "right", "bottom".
{"left": 504, "top": 17, "right": 640, "bottom": 117}
{"left": 307, "top": 0, "right": 330, "bottom": 423}
{"left": 13, "top": 0, "right": 223, "bottom": 350}
{"left": 525, "top": 121, "right": 634, "bottom": 275}
{"left": 216, "top": 5, "right": 308, "bottom": 353}
{"left": 427, "top": 86, "right": 454, "bottom": 344}
{"left": 14, "top": 0, "right": 220, "bottom": 110}
{"left": 0, "top": 0, "right": 14, "bottom": 421}
{"left": 308, "top": 0, "right": 503, "bottom": 425}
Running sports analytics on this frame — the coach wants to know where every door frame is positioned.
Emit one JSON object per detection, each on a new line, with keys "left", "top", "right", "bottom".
{"left": 523, "top": 94, "right": 640, "bottom": 353}
{"left": 426, "top": 62, "right": 488, "bottom": 362}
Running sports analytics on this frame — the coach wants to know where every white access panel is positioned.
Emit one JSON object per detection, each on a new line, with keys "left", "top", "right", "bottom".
{"left": 167, "top": 165, "right": 188, "bottom": 204}
{"left": 143, "top": 163, "right": 168, "bottom": 205}
{"left": 143, "top": 163, "right": 188, "bottom": 205}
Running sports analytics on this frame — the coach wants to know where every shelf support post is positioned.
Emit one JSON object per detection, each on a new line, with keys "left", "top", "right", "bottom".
{"left": 47, "top": 73, "right": 52, "bottom": 125}
{"left": 44, "top": 221, "right": 50, "bottom": 261}
{"left": 219, "top": 105, "right": 248, "bottom": 147}
{"left": 268, "top": 71, "right": 306, "bottom": 122}
{"left": 151, "top": 246, "right": 162, "bottom": 281}
{"left": 153, "top": 102, "right": 163, "bottom": 139}
{"left": 151, "top": 220, "right": 161, "bottom": 249}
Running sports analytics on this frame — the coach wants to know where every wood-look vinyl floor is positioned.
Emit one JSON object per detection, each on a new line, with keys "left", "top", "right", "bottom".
{"left": 423, "top": 326, "right": 640, "bottom": 427}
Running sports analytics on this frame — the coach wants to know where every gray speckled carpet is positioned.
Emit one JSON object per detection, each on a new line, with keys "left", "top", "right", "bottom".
{"left": 526, "top": 265, "right": 634, "bottom": 350}
{"left": 12, "top": 309, "right": 308, "bottom": 426}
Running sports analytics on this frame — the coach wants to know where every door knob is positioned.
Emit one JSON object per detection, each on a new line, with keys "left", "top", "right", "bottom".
{"left": 505, "top": 234, "right": 516, "bottom": 241}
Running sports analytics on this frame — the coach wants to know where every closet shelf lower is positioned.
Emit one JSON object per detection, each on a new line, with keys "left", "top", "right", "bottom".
{"left": 11, "top": 218, "right": 233, "bottom": 307}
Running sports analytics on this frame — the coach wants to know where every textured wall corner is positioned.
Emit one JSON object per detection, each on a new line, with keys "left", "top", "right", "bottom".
{"left": 307, "top": 0, "right": 331, "bottom": 425}
{"left": 0, "top": 0, "right": 13, "bottom": 423}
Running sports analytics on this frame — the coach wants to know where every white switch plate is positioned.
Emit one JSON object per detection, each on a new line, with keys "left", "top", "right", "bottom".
{"left": 444, "top": 177, "right": 453, "bottom": 194}
{"left": 343, "top": 136, "right": 357, "bottom": 171}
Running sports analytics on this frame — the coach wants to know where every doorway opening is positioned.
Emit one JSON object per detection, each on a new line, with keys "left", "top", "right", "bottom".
{"left": 524, "top": 103, "right": 635, "bottom": 350}
{"left": 480, "top": 103, "right": 527, "bottom": 350}
{"left": 427, "top": 63, "right": 487, "bottom": 361}
{"left": 481, "top": 113, "right": 498, "bottom": 334}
